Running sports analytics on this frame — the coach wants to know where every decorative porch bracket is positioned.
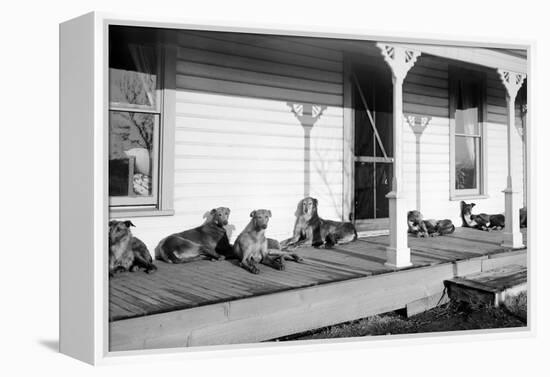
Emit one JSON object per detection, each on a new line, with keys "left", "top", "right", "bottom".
{"left": 498, "top": 69, "right": 526, "bottom": 249}
{"left": 377, "top": 43, "right": 421, "bottom": 267}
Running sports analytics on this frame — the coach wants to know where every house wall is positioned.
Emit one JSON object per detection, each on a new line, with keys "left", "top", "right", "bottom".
{"left": 402, "top": 55, "right": 524, "bottom": 225}
{"left": 120, "top": 34, "right": 525, "bottom": 251}
{"left": 129, "top": 31, "right": 345, "bottom": 249}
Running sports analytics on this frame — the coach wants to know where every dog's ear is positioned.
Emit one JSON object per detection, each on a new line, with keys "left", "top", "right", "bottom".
{"left": 471, "top": 203, "right": 476, "bottom": 208}
{"left": 460, "top": 201, "right": 465, "bottom": 207}
{"left": 225, "top": 207, "right": 231, "bottom": 215}
{"left": 312, "top": 197, "right": 318, "bottom": 207}
{"left": 210, "top": 208, "right": 217, "bottom": 215}
{"left": 250, "top": 210, "right": 256, "bottom": 217}
{"left": 267, "top": 210, "right": 272, "bottom": 217}
{"left": 124, "top": 220, "right": 135, "bottom": 228}
{"left": 109, "top": 220, "right": 117, "bottom": 227}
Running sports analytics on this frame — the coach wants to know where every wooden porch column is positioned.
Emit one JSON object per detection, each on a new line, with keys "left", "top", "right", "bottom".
{"left": 498, "top": 69, "right": 526, "bottom": 249}
{"left": 377, "top": 44, "right": 420, "bottom": 267}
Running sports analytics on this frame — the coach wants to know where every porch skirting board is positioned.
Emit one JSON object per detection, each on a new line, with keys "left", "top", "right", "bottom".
{"left": 109, "top": 248, "right": 526, "bottom": 352}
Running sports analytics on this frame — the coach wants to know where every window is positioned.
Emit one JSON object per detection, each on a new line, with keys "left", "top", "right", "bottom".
{"left": 108, "top": 26, "right": 175, "bottom": 216}
{"left": 450, "top": 67, "right": 486, "bottom": 198}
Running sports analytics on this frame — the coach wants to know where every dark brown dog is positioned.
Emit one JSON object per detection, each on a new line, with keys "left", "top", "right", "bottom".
{"left": 423, "top": 219, "right": 455, "bottom": 236}
{"left": 281, "top": 197, "right": 357, "bottom": 249}
{"left": 155, "top": 207, "right": 232, "bottom": 263}
{"left": 520, "top": 207, "right": 527, "bottom": 228}
{"left": 407, "top": 210, "right": 429, "bottom": 237}
{"left": 408, "top": 210, "right": 455, "bottom": 237}
{"left": 109, "top": 220, "right": 156, "bottom": 277}
{"left": 407, "top": 210, "right": 455, "bottom": 237}
{"left": 460, "top": 201, "right": 505, "bottom": 231}
{"left": 233, "top": 209, "right": 303, "bottom": 274}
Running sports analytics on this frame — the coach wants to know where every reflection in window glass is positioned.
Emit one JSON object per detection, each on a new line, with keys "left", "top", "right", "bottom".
{"left": 455, "top": 108, "right": 479, "bottom": 136}
{"left": 455, "top": 135, "right": 479, "bottom": 190}
{"left": 110, "top": 67, "right": 157, "bottom": 108}
{"left": 109, "top": 111, "right": 157, "bottom": 197}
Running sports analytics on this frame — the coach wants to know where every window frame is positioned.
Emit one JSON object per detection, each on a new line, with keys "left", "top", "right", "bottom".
{"left": 108, "top": 27, "right": 176, "bottom": 218}
{"left": 449, "top": 66, "right": 488, "bottom": 200}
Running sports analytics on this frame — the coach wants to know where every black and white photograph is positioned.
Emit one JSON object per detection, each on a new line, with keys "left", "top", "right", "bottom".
{"left": 103, "top": 24, "right": 529, "bottom": 352}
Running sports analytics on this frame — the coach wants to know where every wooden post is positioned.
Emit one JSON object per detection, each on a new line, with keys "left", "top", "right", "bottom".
{"left": 497, "top": 69, "right": 526, "bottom": 249}
{"left": 377, "top": 44, "right": 420, "bottom": 267}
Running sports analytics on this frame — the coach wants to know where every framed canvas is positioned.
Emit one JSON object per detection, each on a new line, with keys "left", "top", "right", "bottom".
{"left": 59, "top": 11, "right": 532, "bottom": 365}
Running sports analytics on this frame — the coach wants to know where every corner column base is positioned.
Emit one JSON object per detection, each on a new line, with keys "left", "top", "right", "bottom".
{"left": 501, "top": 233, "right": 524, "bottom": 249}
{"left": 502, "top": 185, "right": 523, "bottom": 249}
{"left": 385, "top": 246, "right": 413, "bottom": 269}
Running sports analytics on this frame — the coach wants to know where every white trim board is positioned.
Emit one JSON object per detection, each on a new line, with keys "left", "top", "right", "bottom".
{"left": 393, "top": 43, "right": 527, "bottom": 74}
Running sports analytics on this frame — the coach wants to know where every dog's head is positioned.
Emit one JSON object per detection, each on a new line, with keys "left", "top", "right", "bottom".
{"left": 108, "top": 220, "right": 135, "bottom": 244}
{"left": 250, "top": 209, "right": 272, "bottom": 231}
{"left": 209, "top": 207, "right": 231, "bottom": 227}
{"left": 301, "top": 197, "right": 318, "bottom": 217}
{"left": 460, "top": 201, "right": 475, "bottom": 216}
{"left": 407, "top": 210, "right": 423, "bottom": 225}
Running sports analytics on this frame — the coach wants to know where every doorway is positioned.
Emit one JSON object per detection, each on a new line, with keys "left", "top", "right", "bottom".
{"left": 351, "top": 62, "right": 393, "bottom": 231}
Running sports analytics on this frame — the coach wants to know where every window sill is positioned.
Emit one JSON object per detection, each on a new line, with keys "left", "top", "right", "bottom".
{"left": 449, "top": 194, "right": 489, "bottom": 201}
{"left": 109, "top": 208, "right": 175, "bottom": 219}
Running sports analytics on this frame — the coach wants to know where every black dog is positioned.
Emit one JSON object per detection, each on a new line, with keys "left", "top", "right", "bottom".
{"left": 155, "top": 207, "right": 232, "bottom": 263}
{"left": 109, "top": 220, "right": 156, "bottom": 277}
{"left": 460, "top": 201, "right": 505, "bottom": 231}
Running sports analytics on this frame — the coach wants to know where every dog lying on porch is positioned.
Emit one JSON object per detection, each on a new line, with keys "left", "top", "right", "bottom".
{"left": 280, "top": 196, "right": 357, "bottom": 249}
{"left": 407, "top": 210, "right": 455, "bottom": 237}
{"left": 460, "top": 201, "right": 505, "bottom": 231}
{"left": 155, "top": 207, "right": 233, "bottom": 263}
{"left": 109, "top": 220, "right": 157, "bottom": 277}
{"left": 233, "top": 209, "right": 303, "bottom": 274}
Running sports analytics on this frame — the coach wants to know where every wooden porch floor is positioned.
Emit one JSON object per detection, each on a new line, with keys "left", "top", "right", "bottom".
{"left": 109, "top": 227, "right": 527, "bottom": 322}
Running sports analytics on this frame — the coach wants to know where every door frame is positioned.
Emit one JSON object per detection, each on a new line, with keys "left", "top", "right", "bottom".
{"left": 343, "top": 55, "right": 392, "bottom": 231}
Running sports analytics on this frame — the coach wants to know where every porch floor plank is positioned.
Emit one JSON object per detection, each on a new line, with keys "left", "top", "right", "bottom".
{"left": 109, "top": 227, "right": 527, "bottom": 321}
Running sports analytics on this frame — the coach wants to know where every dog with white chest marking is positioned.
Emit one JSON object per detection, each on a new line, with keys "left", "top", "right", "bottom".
{"left": 233, "top": 209, "right": 303, "bottom": 274}
{"left": 460, "top": 201, "right": 505, "bottom": 231}
{"left": 109, "top": 220, "right": 156, "bottom": 277}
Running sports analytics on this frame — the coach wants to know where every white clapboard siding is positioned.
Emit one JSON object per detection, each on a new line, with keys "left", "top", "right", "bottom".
{"left": 128, "top": 31, "right": 344, "bottom": 249}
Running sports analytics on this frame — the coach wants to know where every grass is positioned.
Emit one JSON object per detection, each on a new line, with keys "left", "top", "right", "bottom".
{"left": 503, "top": 291, "right": 527, "bottom": 321}
{"left": 273, "top": 293, "right": 527, "bottom": 342}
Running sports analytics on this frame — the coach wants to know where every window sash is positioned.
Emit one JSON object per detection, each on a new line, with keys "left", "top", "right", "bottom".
{"left": 454, "top": 135, "right": 481, "bottom": 194}
{"left": 108, "top": 35, "right": 164, "bottom": 209}
{"left": 449, "top": 66, "right": 486, "bottom": 198}
{"left": 109, "top": 113, "right": 161, "bottom": 207}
